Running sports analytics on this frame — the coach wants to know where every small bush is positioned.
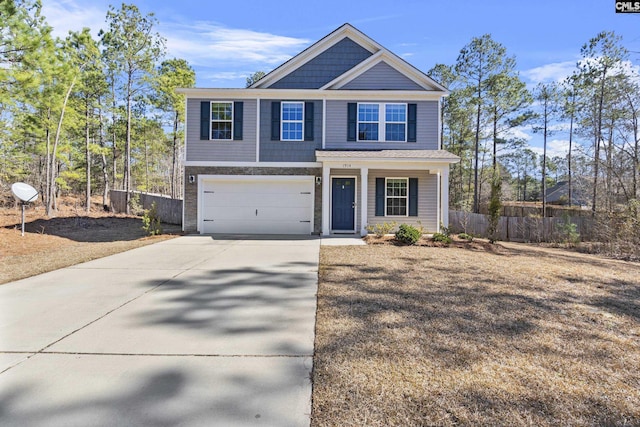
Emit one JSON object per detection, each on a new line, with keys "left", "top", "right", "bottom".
{"left": 395, "top": 224, "right": 422, "bottom": 245}
{"left": 432, "top": 232, "right": 452, "bottom": 244}
{"left": 458, "top": 232, "right": 473, "bottom": 241}
{"left": 366, "top": 221, "right": 397, "bottom": 237}
{"left": 439, "top": 221, "right": 451, "bottom": 237}
{"left": 558, "top": 214, "right": 580, "bottom": 246}
{"left": 128, "top": 193, "right": 144, "bottom": 216}
{"left": 142, "top": 202, "right": 162, "bottom": 236}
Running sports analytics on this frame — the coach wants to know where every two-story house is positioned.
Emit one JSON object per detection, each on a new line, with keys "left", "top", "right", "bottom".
{"left": 178, "top": 23, "right": 459, "bottom": 236}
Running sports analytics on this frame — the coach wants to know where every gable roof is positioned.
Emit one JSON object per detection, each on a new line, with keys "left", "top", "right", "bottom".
{"left": 251, "top": 23, "right": 447, "bottom": 94}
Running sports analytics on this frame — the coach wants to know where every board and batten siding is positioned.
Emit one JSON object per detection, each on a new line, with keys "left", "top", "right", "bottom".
{"left": 259, "top": 100, "right": 323, "bottom": 162}
{"left": 366, "top": 170, "right": 438, "bottom": 232}
{"left": 325, "top": 100, "right": 439, "bottom": 150}
{"left": 341, "top": 62, "right": 425, "bottom": 91}
{"left": 186, "top": 98, "right": 257, "bottom": 162}
{"left": 269, "top": 37, "right": 372, "bottom": 89}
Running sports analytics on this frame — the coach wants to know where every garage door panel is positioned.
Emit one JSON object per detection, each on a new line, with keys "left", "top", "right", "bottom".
{"left": 204, "top": 192, "right": 310, "bottom": 208}
{"left": 203, "top": 219, "right": 309, "bottom": 235}
{"left": 200, "top": 177, "right": 314, "bottom": 235}
{"left": 206, "top": 206, "right": 310, "bottom": 221}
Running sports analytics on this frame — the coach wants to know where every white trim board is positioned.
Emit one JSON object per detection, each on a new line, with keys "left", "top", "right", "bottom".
{"left": 185, "top": 161, "right": 322, "bottom": 168}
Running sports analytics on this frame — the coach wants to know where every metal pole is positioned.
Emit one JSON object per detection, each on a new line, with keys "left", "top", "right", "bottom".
{"left": 21, "top": 203, "right": 25, "bottom": 236}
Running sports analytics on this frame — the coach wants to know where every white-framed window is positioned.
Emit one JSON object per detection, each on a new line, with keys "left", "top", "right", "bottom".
{"left": 281, "top": 101, "right": 304, "bottom": 141}
{"left": 385, "top": 177, "right": 408, "bottom": 216}
{"left": 211, "top": 101, "right": 233, "bottom": 140}
{"left": 357, "top": 103, "right": 407, "bottom": 142}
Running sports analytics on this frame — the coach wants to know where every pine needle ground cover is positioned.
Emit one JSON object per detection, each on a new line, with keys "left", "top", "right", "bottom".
{"left": 313, "top": 244, "right": 640, "bottom": 426}
{"left": 0, "top": 198, "right": 180, "bottom": 284}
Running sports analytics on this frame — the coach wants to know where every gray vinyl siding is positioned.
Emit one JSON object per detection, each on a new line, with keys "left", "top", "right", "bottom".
{"left": 341, "top": 62, "right": 425, "bottom": 91}
{"left": 325, "top": 100, "right": 439, "bottom": 150}
{"left": 259, "top": 100, "right": 322, "bottom": 162}
{"left": 269, "top": 37, "right": 372, "bottom": 89}
{"left": 366, "top": 170, "right": 438, "bottom": 232}
{"left": 186, "top": 98, "right": 257, "bottom": 162}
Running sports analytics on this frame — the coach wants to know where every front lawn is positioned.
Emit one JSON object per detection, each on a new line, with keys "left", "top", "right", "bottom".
{"left": 312, "top": 243, "right": 640, "bottom": 426}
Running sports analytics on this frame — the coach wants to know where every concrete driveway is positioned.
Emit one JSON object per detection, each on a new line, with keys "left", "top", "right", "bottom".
{"left": 0, "top": 235, "right": 320, "bottom": 426}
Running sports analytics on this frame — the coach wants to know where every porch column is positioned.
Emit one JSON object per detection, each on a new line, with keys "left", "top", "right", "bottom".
{"left": 441, "top": 167, "right": 450, "bottom": 229}
{"left": 322, "top": 165, "right": 330, "bottom": 236}
{"left": 360, "top": 167, "right": 368, "bottom": 235}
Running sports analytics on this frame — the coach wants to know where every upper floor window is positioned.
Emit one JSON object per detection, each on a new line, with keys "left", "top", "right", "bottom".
{"left": 211, "top": 102, "right": 233, "bottom": 140}
{"left": 357, "top": 103, "right": 407, "bottom": 142}
{"left": 281, "top": 102, "right": 304, "bottom": 141}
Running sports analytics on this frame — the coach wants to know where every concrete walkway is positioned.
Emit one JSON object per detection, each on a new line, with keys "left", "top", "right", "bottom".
{"left": 0, "top": 235, "right": 320, "bottom": 427}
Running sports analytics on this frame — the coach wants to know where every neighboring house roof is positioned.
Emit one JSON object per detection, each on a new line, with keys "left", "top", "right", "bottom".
{"left": 544, "top": 180, "right": 588, "bottom": 205}
{"left": 250, "top": 23, "right": 448, "bottom": 94}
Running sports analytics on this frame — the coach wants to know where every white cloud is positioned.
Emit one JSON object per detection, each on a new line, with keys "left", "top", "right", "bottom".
{"left": 529, "top": 139, "right": 570, "bottom": 158}
{"left": 41, "top": 0, "right": 108, "bottom": 38}
{"left": 161, "top": 21, "right": 309, "bottom": 67}
{"left": 521, "top": 60, "right": 577, "bottom": 84}
{"left": 504, "top": 126, "right": 533, "bottom": 142}
{"left": 41, "top": 0, "right": 311, "bottom": 87}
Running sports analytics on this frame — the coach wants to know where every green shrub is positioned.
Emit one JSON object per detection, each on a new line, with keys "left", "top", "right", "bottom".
{"left": 366, "top": 221, "right": 397, "bottom": 237}
{"left": 142, "top": 202, "right": 163, "bottom": 236}
{"left": 439, "top": 221, "right": 451, "bottom": 237}
{"left": 558, "top": 214, "right": 580, "bottom": 246}
{"left": 458, "top": 232, "right": 473, "bottom": 241}
{"left": 432, "top": 232, "right": 452, "bottom": 244}
{"left": 395, "top": 224, "right": 422, "bottom": 245}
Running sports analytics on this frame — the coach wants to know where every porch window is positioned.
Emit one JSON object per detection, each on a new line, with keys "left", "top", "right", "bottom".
{"left": 281, "top": 102, "right": 304, "bottom": 141}
{"left": 357, "top": 103, "right": 406, "bottom": 142}
{"left": 385, "top": 178, "right": 408, "bottom": 216}
{"left": 211, "top": 102, "right": 233, "bottom": 140}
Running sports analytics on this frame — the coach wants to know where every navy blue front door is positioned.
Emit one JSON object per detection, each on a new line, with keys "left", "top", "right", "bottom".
{"left": 331, "top": 178, "right": 355, "bottom": 231}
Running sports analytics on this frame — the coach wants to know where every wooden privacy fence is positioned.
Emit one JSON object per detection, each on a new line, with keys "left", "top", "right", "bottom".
{"left": 110, "top": 190, "right": 182, "bottom": 225}
{"left": 449, "top": 210, "right": 594, "bottom": 242}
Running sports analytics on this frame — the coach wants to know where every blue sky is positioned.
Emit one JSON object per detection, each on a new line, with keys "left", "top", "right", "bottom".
{"left": 43, "top": 0, "right": 640, "bottom": 157}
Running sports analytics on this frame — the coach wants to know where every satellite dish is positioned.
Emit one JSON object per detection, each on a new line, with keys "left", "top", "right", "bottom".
{"left": 11, "top": 182, "right": 38, "bottom": 237}
{"left": 12, "top": 182, "right": 38, "bottom": 203}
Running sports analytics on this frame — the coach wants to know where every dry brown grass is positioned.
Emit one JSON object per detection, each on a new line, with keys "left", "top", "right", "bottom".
{"left": 0, "top": 198, "right": 180, "bottom": 284}
{"left": 312, "top": 243, "right": 640, "bottom": 426}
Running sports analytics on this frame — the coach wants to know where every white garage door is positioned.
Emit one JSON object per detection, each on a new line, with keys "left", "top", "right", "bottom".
{"left": 200, "top": 176, "right": 314, "bottom": 234}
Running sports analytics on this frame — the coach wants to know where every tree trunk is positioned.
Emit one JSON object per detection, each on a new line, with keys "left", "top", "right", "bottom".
{"left": 50, "top": 76, "right": 77, "bottom": 216}
{"left": 124, "top": 70, "right": 132, "bottom": 214}
{"left": 45, "top": 111, "right": 51, "bottom": 217}
{"left": 542, "top": 99, "right": 548, "bottom": 218}
{"left": 568, "top": 92, "right": 575, "bottom": 207}
{"left": 473, "top": 101, "right": 481, "bottom": 213}
{"left": 111, "top": 78, "right": 117, "bottom": 192}
{"left": 592, "top": 67, "right": 607, "bottom": 214}
{"left": 98, "top": 104, "right": 109, "bottom": 208}
{"left": 85, "top": 98, "right": 91, "bottom": 213}
{"left": 605, "top": 117, "right": 614, "bottom": 211}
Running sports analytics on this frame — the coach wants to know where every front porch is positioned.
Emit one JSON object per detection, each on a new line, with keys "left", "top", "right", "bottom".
{"left": 316, "top": 150, "right": 459, "bottom": 237}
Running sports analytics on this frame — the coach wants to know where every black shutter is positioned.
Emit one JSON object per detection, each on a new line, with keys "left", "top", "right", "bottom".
{"left": 271, "top": 101, "right": 281, "bottom": 141}
{"left": 304, "top": 102, "right": 314, "bottom": 141}
{"left": 407, "top": 103, "right": 417, "bottom": 142}
{"left": 409, "top": 178, "right": 418, "bottom": 216}
{"left": 347, "top": 103, "right": 357, "bottom": 141}
{"left": 233, "top": 101, "right": 243, "bottom": 140}
{"left": 200, "top": 101, "right": 210, "bottom": 140}
{"left": 375, "top": 178, "right": 385, "bottom": 216}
